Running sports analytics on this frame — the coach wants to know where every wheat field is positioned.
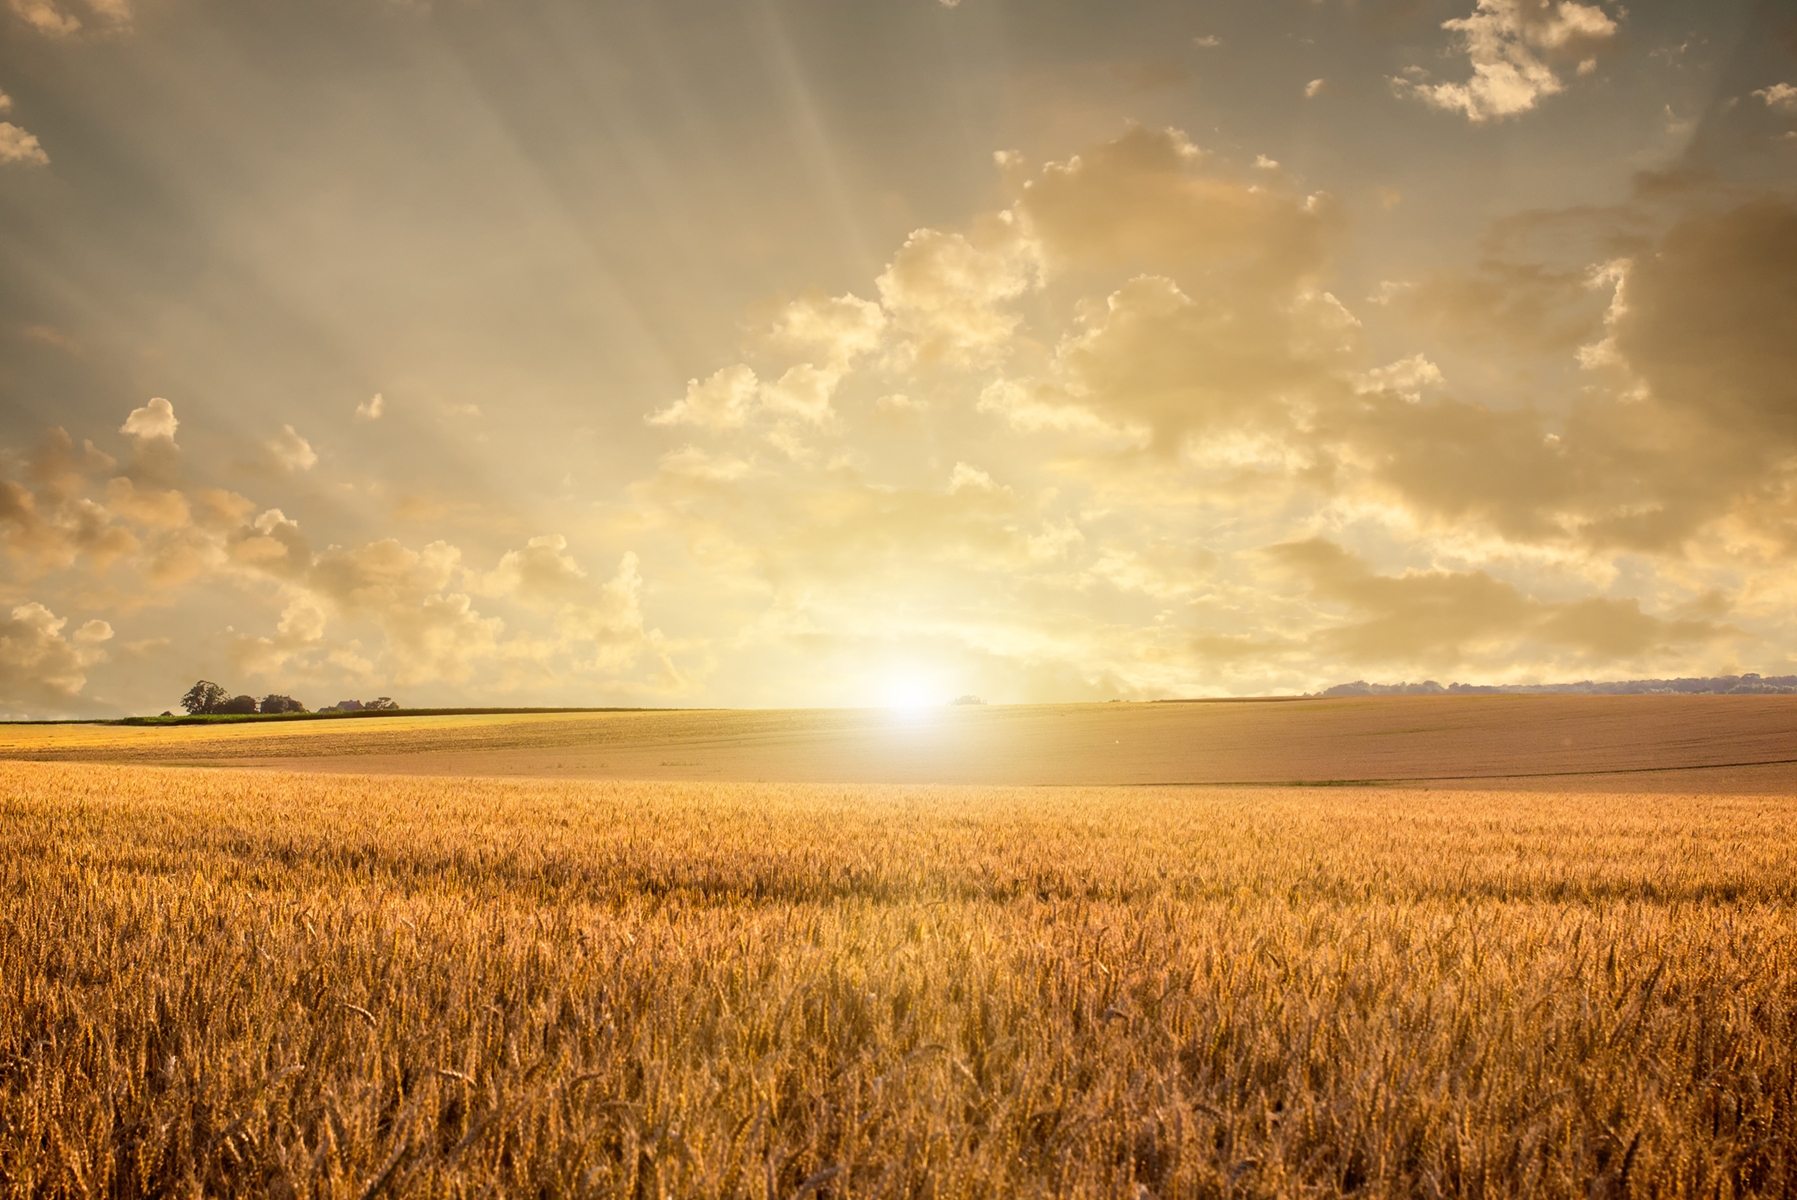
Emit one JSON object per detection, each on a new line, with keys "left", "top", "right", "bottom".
{"left": 2, "top": 758, "right": 1793, "bottom": 1198}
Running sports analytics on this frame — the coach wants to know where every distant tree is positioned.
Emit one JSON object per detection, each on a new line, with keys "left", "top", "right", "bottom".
{"left": 219, "top": 694, "right": 259, "bottom": 715}
{"left": 180, "top": 680, "right": 228, "bottom": 715}
{"left": 260, "top": 694, "right": 306, "bottom": 714}
{"left": 366, "top": 697, "right": 399, "bottom": 710}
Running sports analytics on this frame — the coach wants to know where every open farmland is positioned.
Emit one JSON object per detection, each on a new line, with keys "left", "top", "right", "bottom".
{"left": 2, "top": 746, "right": 1796, "bottom": 1197}
{"left": 7, "top": 694, "right": 1797, "bottom": 790}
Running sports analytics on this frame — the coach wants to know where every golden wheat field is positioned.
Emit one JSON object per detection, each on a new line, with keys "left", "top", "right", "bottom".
{"left": 2, "top": 720, "right": 1795, "bottom": 1198}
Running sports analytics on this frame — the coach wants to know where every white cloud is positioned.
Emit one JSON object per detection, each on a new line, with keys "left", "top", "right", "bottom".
{"left": 480, "top": 533, "right": 588, "bottom": 601}
{"left": 120, "top": 397, "right": 178, "bottom": 442}
{"left": 948, "top": 462, "right": 1005, "bottom": 494}
{"left": 1754, "top": 83, "right": 1797, "bottom": 112}
{"left": 648, "top": 364, "right": 760, "bottom": 429}
{"left": 1305, "top": 79, "right": 1327, "bottom": 99}
{"left": 8, "top": 0, "right": 79, "bottom": 34}
{"left": 1355, "top": 353, "right": 1446, "bottom": 402}
{"left": 267, "top": 424, "right": 318, "bottom": 471}
{"left": 761, "top": 363, "right": 842, "bottom": 424}
{"left": 1193, "top": 35, "right": 1221, "bottom": 48}
{"left": 0, "top": 601, "right": 111, "bottom": 709}
{"left": 355, "top": 393, "right": 385, "bottom": 421}
{"left": 0, "top": 118, "right": 48, "bottom": 166}
{"left": 875, "top": 222, "right": 1038, "bottom": 362}
{"left": 769, "top": 293, "right": 887, "bottom": 367}
{"left": 6, "top": 0, "right": 130, "bottom": 35}
{"left": 1396, "top": 0, "right": 1618, "bottom": 123}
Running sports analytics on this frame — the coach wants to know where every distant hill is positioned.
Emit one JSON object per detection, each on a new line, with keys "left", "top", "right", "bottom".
{"left": 1316, "top": 674, "right": 1797, "bottom": 697}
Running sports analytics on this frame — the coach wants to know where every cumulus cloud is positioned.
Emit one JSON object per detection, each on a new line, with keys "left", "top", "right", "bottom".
{"left": 1754, "top": 83, "right": 1797, "bottom": 112}
{"left": 7, "top": 0, "right": 130, "bottom": 36}
{"left": 0, "top": 107, "right": 49, "bottom": 166}
{"left": 0, "top": 429, "right": 139, "bottom": 572}
{"left": 104, "top": 478, "right": 191, "bottom": 530}
{"left": 875, "top": 221, "right": 1038, "bottom": 363}
{"left": 355, "top": 393, "right": 385, "bottom": 421}
{"left": 651, "top": 294, "right": 890, "bottom": 431}
{"left": 120, "top": 397, "right": 178, "bottom": 443}
{"left": 2, "top": 406, "right": 678, "bottom": 705}
{"left": 477, "top": 536, "right": 665, "bottom": 674}
{"left": 1355, "top": 354, "right": 1445, "bottom": 402}
{"left": 0, "top": 601, "right": 111, "bottom": 710}
{"left": 649, "top": 364, "right": 760, "bottom": 429}
{"left": 768, "top": 292, "right": 886, "bottom": 366}
{"left": 0, "top": 125, "right": 43, "bottom": 167}
{"left": 1269, "top": 539, "right": 1730, "bottom": 666}
{"left": 1395, "top": 0, "right": 1618, "bottom": 122}
{"left": 267, "top": 424, "right": 318, "bottom": 471}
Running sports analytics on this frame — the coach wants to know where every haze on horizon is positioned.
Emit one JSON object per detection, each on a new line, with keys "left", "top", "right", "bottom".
{"left": 1, "top": 0, "right": 1794, "bottom": 718}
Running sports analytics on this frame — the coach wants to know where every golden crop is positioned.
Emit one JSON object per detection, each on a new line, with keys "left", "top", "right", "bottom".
{"left": 1, "top": 760, "right": 1793, "bottom": 1197}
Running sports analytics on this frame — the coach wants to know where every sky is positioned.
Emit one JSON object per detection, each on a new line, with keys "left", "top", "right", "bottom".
{"left": 1, "top": 0, "right": 1794, "bottom": 716}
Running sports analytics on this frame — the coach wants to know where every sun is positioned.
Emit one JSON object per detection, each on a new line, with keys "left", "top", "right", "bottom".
{"left": 881, "top": 675, "right": 939, "bottom": 712}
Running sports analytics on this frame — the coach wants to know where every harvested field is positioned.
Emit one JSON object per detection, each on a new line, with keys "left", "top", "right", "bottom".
{"left": 6, "top": 694, "right": 1797, "bottom": 789}
{"left": 2, "top": 759, "right": 1795, "bottom": 1197}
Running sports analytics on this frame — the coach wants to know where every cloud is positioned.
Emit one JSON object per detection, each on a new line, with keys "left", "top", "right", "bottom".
{"left": 355, "top": 393, "right": 385, "bottom": 421}
{"left": 760, "top": 363, "right": 844, "bottom": 424}
{"left": 120, "top": 397, "right": 178, "bottom": 443}
{"left": 1400, "top": 258, "right": 1611, "bottom": 352}
{"left": 1395, "top": 0, "right": 1618, "bottom": 122}
{"left": 1753, "top": 83, "right": 1797, "bottom": 113}
{"left": 1269, "top": 538, "right": 1730, "bottom": 666}
{"left": 6, "top": 0, "right": 131, "bottom": 36}
{"left": 1354, "top": 353, "right": 1445, "bottom": 402}
{"left": 1192, "top": 35, "right": 1221, "bottom": 48}
{"left": 479, "top": 537, "right": 665, "bottom": 673}
{"left": 0, "top": 601, "right": 111, "bottom": 710}
{"left": 0, "top": 92, "right": 43, "bottom": 168}
{"left": 267, "top": 424, "right": 318, "bottom": 472}
{"left": 0, "top": 121, "right": 49, "bottom": 166}
{"left": 295, "top": 536, "right": 503, "bottom": 684}
{"left": 1014, "top": 125, "right": 1337, "bottom": 285}
{"left": 1028, "top": 272, "right": 1357, "bottom": 452}
{"left": 649, "top": 364, "right": 760, "bottom": 429}
{"left": 480, "top": 533, "right": 588, "bottom": 602}
{"left": 875, "top": 221, "right": 1038, "bottom": 363}
{"left": 104, "top": 478, "right": 191, "bottom": 530}
{"left": 8, "top": 0, "right": 78, "bottom": 34}
{"left": 0, "top": 429, "right": 139, "bottom": 573}
{"left": 1305, "top": 79, "right": 1327, "bottom": 99}
{"left": 767, "top": 292, "right": 886, "bottom": 367}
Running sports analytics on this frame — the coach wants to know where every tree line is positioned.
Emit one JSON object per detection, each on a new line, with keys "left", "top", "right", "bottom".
{"left": 177, "top": 682, "right": 399, "bottom": 715}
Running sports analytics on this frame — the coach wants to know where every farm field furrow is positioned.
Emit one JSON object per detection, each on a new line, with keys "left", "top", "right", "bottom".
{"left": 6, "top": 694, "right": 1797, "bottom": 788}
{"left": 2, "top": 760, "right": 1795, "bottom": 1197}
